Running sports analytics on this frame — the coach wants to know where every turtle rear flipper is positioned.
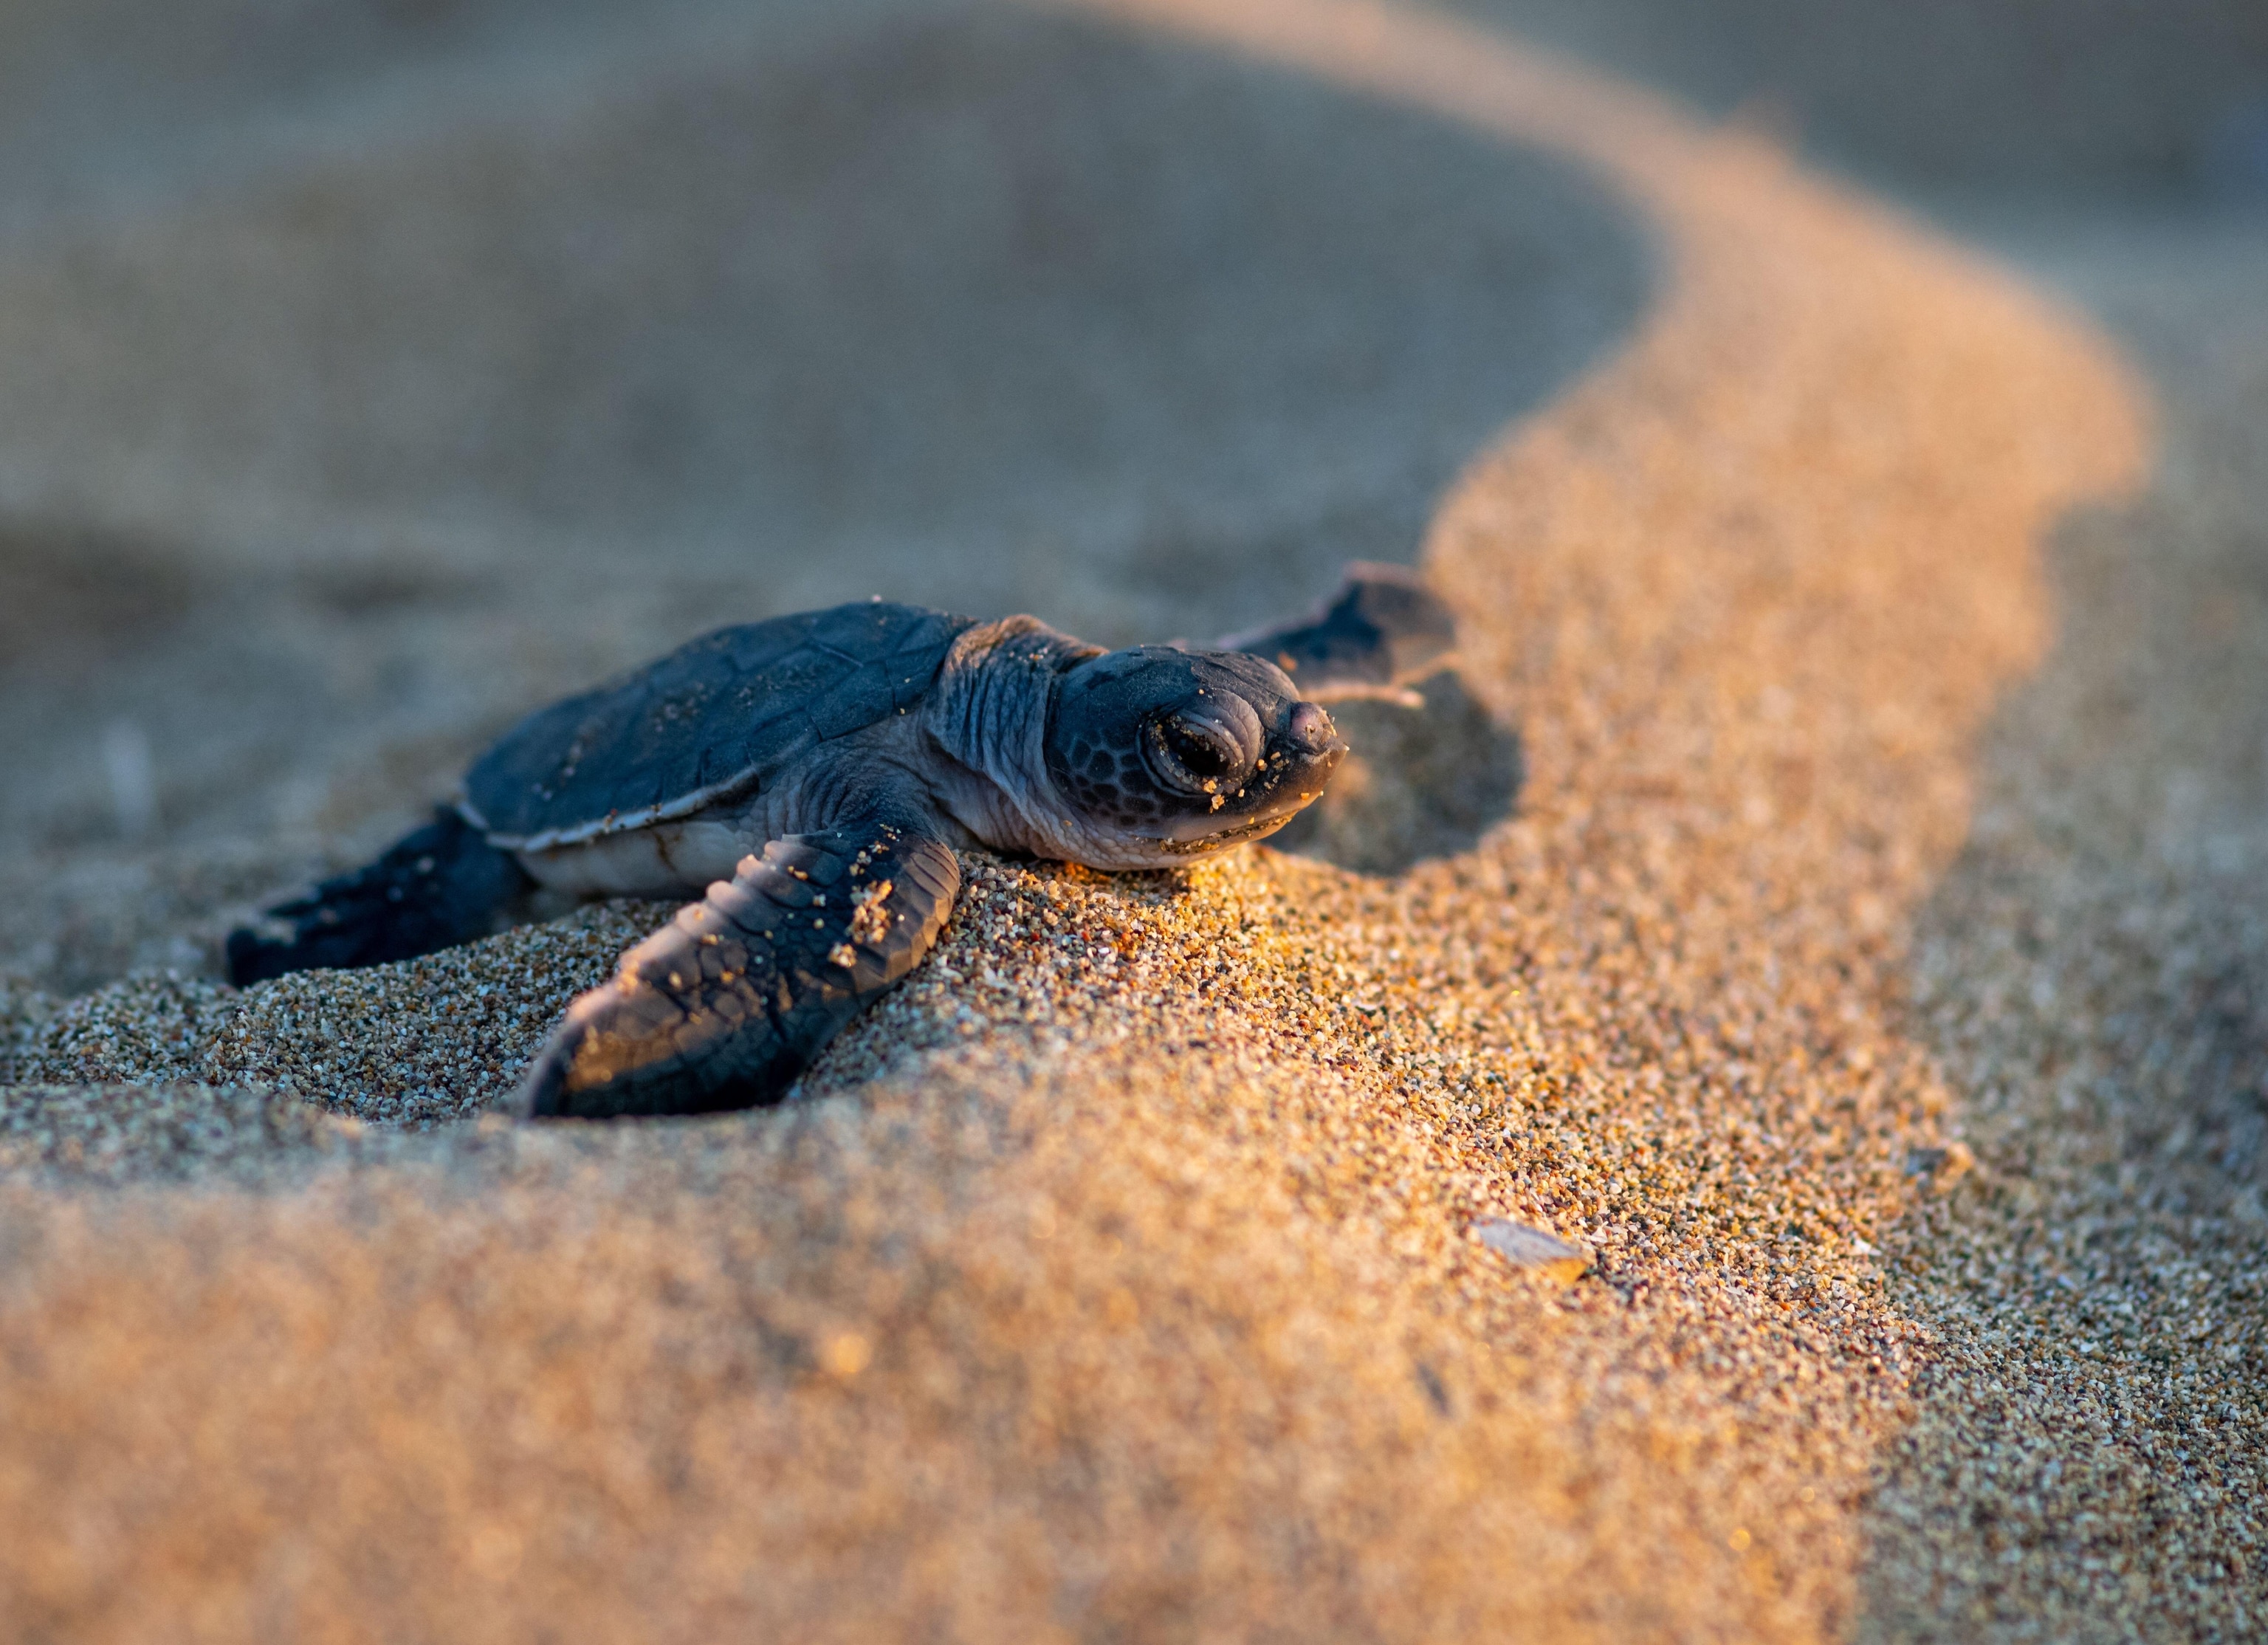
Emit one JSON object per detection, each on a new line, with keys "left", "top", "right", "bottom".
{"left": 515, "top": 813, "right": 958, "bottom": 1119}
{"left": 1220, "top": 562, "right": 1458, "bottom": 705}
{"left": 225, "top": 806, "right": 533, "bottom": 985}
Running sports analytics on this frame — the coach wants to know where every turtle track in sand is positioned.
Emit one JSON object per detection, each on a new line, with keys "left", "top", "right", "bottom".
{"left": 3, "top": 1, "right": 2233, "bottom": 1639}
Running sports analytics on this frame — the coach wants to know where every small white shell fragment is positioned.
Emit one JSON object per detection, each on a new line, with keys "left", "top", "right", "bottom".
{"left": 1902, "top": 1139, "right": 1976, "bottom": 1193}
{"left": 1472, "top": 1219, "right": 1590, "bottom": 1285}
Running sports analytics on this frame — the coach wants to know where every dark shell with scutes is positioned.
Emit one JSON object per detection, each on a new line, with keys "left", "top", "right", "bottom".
{"left": 461, "top": 602, "right": 976, "bottom": 852}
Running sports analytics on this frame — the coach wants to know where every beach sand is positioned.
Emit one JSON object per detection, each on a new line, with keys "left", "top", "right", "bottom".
{"left": 1856, "top": 207, "right": 2268, "bottom": 1642}
{"left": 0, "top": 1, "right": 2260, "bottom": 1639}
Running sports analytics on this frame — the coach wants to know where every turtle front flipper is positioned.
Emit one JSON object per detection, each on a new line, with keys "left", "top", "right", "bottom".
{"left": 1218, "top": 562, "right": 1458, "bottom": 706}
{"left": 515, "top": 814, "right": 958, "bottom": 1119}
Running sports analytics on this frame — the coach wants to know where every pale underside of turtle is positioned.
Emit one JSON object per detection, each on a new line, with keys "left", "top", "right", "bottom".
{"left": 226, "top": 563, "right": 1457, "bottom": 1118}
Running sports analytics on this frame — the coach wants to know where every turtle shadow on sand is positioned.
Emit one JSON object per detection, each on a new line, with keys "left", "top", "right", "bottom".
{"left": 1269, "top": 670, "right": 1523, "bottom": 876}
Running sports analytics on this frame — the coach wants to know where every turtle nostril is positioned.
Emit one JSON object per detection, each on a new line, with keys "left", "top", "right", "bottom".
{"left": 1287, "top": 701, "right": 1337, "bottom": 755}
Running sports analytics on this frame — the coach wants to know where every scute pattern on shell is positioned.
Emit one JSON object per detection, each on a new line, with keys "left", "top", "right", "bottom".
{"left": 462, "top": 602, "right": 978, "bottom": 848}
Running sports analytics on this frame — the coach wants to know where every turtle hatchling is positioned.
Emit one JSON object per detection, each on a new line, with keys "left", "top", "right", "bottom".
{"left": 228, "top": 564, "right": 1456, "bottom": 1118}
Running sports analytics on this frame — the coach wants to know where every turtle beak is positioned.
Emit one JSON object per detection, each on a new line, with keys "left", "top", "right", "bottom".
{"left": 1265, "top": 699, "right": 1347, "bottom": 813}
{"left": 1285, "top": 701, "right": 1344, "bottom": 763}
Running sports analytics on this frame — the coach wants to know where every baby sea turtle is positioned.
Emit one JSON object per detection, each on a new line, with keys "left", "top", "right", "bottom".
{"left": 227, "top": 564, "right": 1454, "bottom": 1118}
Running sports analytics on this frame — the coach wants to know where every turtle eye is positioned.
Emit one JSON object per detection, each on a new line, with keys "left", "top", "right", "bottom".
{"left": 1142, "top": 710, "right": 1256, "bottom": 796}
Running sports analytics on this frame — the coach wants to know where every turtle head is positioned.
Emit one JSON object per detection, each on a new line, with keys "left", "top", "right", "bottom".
{"left": 1043, "top": 646, "right": 1346, "bottom": 867}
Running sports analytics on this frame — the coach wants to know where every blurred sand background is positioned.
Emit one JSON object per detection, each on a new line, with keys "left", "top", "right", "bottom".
{"left": 0, "top": 0, "right": 2262, "bottom": 1639}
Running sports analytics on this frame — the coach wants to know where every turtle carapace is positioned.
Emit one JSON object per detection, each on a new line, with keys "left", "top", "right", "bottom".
{"left": 226, "top": 563, "right": 1456, "bottom": 1118}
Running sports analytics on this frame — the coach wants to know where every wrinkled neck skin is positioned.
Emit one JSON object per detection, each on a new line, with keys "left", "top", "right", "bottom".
{"left": 923, "top": 616, "right": 1120, "bottom": 864}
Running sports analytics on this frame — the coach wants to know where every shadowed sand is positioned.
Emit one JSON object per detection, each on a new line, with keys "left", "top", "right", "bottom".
{"left": 4, "top": 0, "right": 2254, "bottom": 1640}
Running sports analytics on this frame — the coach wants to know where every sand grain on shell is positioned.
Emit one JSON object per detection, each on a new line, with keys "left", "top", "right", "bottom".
{"left": 0, "top": 1, "right": 2219, "bottom": 1641}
